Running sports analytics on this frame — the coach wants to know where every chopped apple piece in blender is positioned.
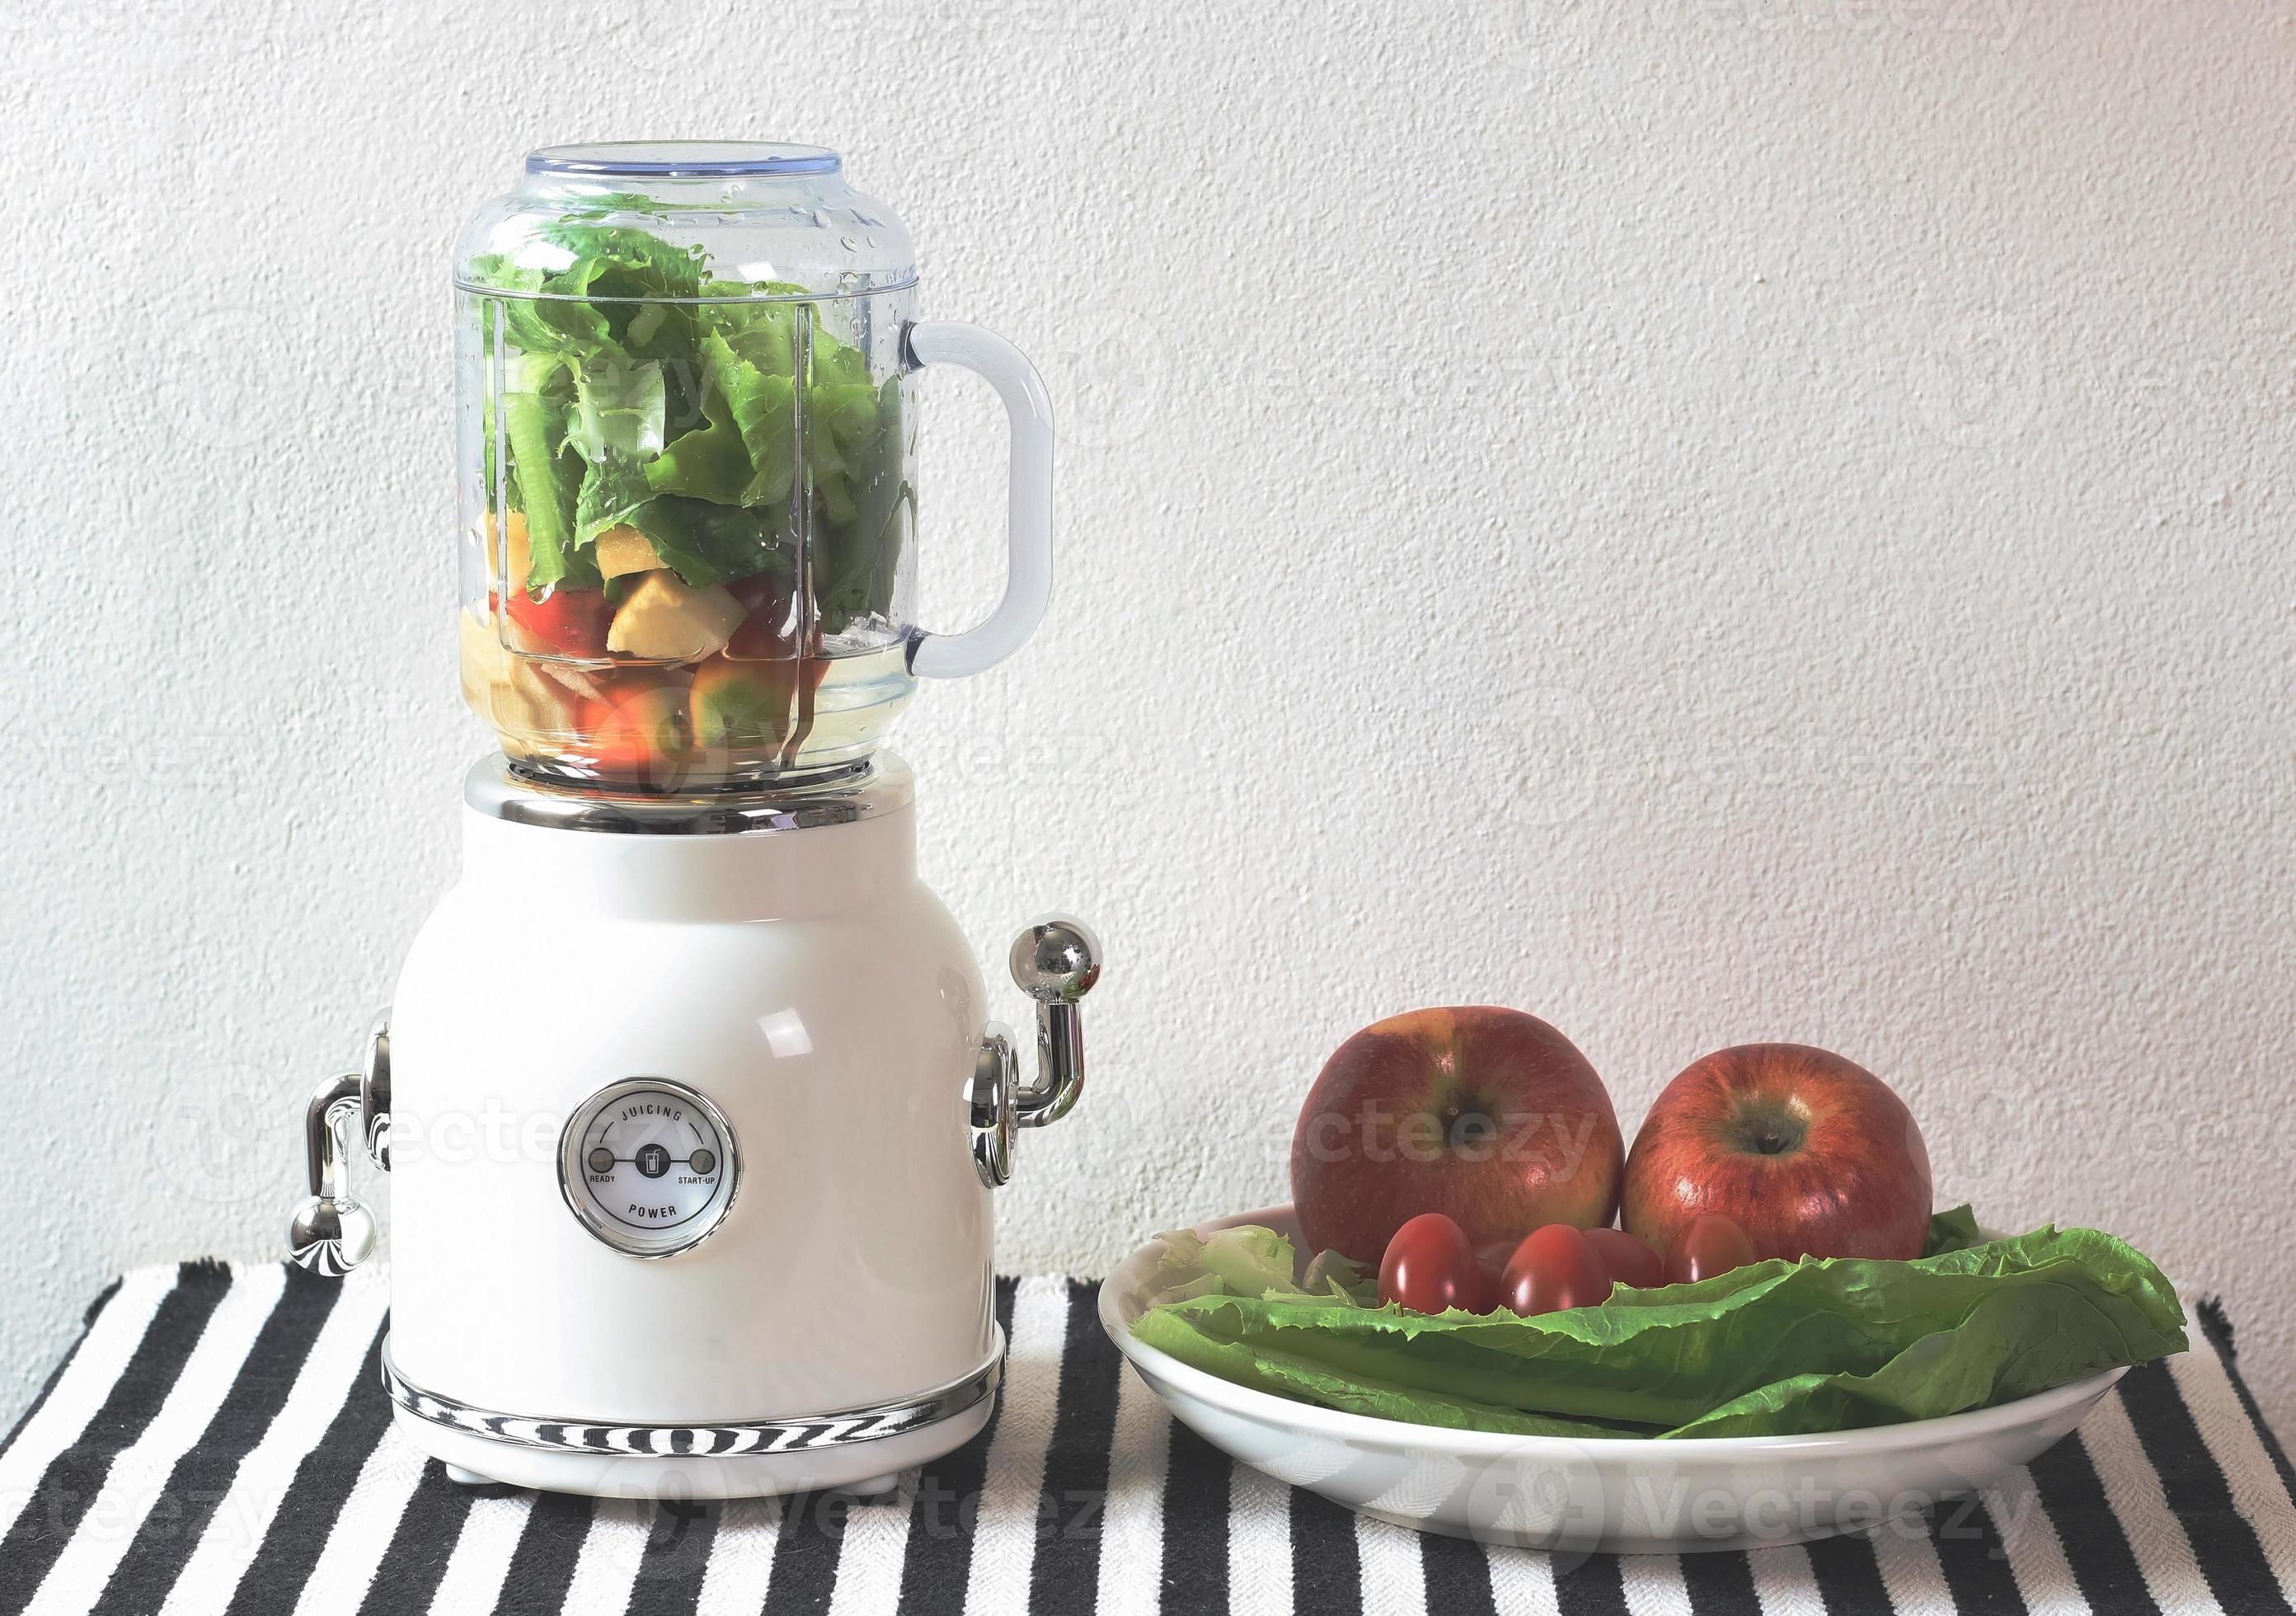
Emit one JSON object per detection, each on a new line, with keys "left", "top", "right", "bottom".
{"left": 496, "top": 664, "right": 580, "bottom": 735}
{"left": 594, "top": 526, "right": 665, "bottom": 579}
{"left": 458, "top": 609, "right": 504, "bottom": 715}
{"left": 483, "top": 511, "right": 532, "bottom": 589}
{"left": 607, "top": 572, "right": 744, "bottom": 661}
{"left": 459, "top": 608, "right": 585, "bottom": 737}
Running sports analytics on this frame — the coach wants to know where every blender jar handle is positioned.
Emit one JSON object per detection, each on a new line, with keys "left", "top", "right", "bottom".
{"left": 903, "top": 321, "right": 1054, "bottom": 680}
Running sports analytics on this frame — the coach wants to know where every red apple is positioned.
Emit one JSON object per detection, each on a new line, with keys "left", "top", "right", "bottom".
{"left": 1622, "top": 1043, "right": 1932, "bottom": 1263}
{"left": 1289, "top": 1007, "right": 1624, "bottom": 1264}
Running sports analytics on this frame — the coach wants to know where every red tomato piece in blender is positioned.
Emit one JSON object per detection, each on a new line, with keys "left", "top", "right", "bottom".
{"left": 506, "top": 585, "right": 613, "bottom": 659}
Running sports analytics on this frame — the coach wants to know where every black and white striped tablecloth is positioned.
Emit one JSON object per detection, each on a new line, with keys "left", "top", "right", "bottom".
{"left": 3, "top": 1263, "right": 2294, "bottom": 1615}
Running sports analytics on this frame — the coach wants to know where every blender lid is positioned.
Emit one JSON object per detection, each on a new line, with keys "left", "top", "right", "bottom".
{"left": 456, "top": 139, "right": 916, "bottom": 301}
{"left": 524, "top": 141, "right": 843, "bottom": 179}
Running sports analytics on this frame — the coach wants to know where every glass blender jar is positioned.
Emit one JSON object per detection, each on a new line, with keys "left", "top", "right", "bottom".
{"left": 454, "top": 141, "right": 1049, "bottom": 790}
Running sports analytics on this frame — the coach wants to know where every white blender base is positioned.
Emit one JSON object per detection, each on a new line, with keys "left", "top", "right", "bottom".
{"left": 397, "top": 1401, "right": 990, "bottom": 1500}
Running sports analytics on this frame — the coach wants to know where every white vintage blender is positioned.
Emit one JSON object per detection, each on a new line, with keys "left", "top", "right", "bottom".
{"left": 283, "top": 141, "right": 1099, "bottom": 1499}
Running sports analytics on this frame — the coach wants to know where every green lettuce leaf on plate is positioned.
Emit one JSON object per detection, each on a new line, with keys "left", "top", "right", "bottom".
{"left": 1131, "top": 1215, "right": 2183, "bottom": 1440}
{"left": 1923, "top": 1203, "right": 1984, "bottom": 1256}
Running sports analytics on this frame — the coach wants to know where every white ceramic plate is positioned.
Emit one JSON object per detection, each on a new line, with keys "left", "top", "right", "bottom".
{"left": 1101, "top": 1205, "right": 2125, "bottom": 1554}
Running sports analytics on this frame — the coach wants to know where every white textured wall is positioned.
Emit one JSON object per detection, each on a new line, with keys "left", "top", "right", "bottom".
{"left": 3, "top": 0, "right": 2291, "bottom": 1436}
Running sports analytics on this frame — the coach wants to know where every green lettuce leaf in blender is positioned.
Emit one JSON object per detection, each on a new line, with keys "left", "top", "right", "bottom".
{"left": 1131, "top": 1222, "right": 2184, "bottom": 1440}
{"left": 810, "top": 373, "right": 909, "bottom": 631}
{"left": 572, "top": 455, "right": 651, "bottom": 552}
{"left": 497, "top": 352, "right": 582, "bottom": 594}
{"left": 480, "top": 259, "right": 623, "bottom": 366}
{"left": 568, "top": 360, "right": 667, "bottom": 466}
{"left": 697, "top": 331, "right": 801, "bottom": 509}
{"left": 645, "top": 375, "right": 758, "bottom": 510}
{"left": 570, "top": 454, "right": 785, "bottom": 590}
{"left": 466, "top": 226, "right": 901, "bottom": 632}
{"left": 625, "top": 499, "right": 782, "bottom": 590}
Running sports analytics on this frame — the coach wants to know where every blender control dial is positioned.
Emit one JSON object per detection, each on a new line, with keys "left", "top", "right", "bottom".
{"left": 558, "top": 1079, "right": 740, "bottom": 1257}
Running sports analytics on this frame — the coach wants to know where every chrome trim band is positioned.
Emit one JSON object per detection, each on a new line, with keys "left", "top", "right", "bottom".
{"left": 381, "top": 1331, "right": 1003, "bottom": 1456}
{"left": 465, "top": 753, "right": 915, "bottom": 836}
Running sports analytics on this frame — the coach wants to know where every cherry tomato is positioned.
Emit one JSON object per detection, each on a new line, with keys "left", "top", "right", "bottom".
{"left": 1498, "top": 1224, "right": 1612, "bottom": 1317}
{"left": 1585, "top": 1227, "right": 1664, "bottom": 1290}
{"left": 1664, "top": 1213, "right": 1759, "bottom": 1285}
{"left": 1379, "top": 1213, "right": 1486, "bottom": 1314}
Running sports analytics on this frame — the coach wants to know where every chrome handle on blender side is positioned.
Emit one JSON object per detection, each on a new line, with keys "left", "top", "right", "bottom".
{"left": 286, "top": 1015, "right": 392, "bottom": 1275}
{"left": 901, "top": 321, "right": 1054, "bottom": 682}
{"left": 970, "top": 917, "right": 1102, "bottom": 1189}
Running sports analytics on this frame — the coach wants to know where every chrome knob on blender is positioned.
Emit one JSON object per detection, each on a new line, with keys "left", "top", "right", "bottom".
{"left": 287, "top": 1070, "right": 378, "bottom": 1275}
{"left": 1011, "top": 917, "right": 1100, "bottom": 1127}
{"left": 361, "top": 1011, "right": 392, "bottom": 1172}
{"left": 971, "top": 916, "right": 1102, "bottom": 1186}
